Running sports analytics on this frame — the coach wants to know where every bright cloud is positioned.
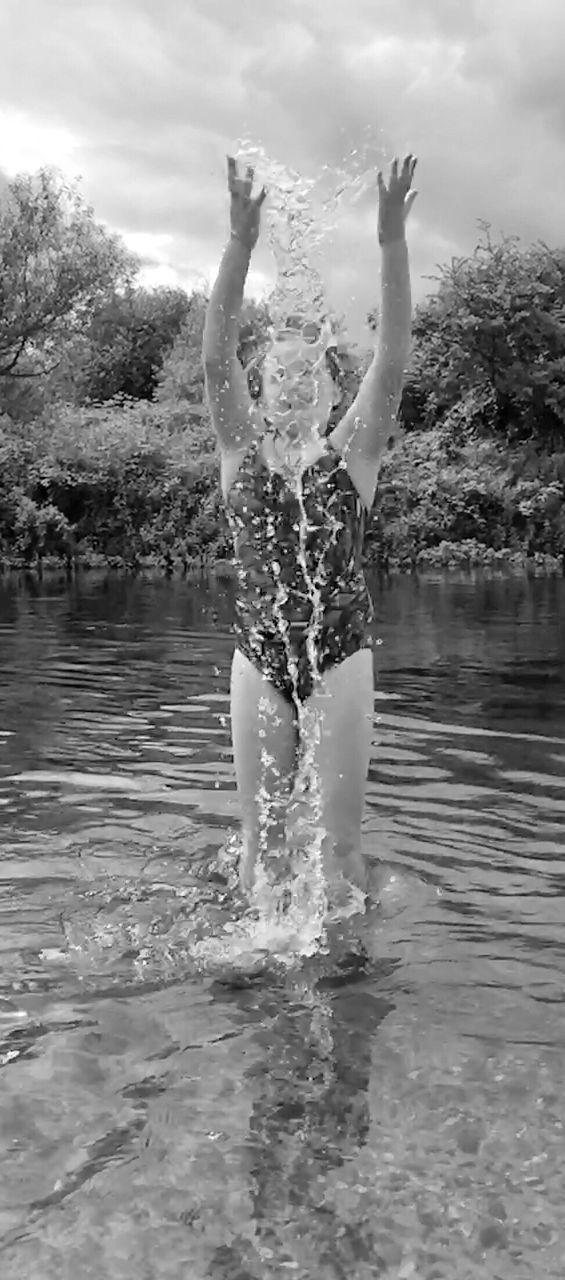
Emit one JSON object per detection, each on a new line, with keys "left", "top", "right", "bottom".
{"left": 0, "top": 0, "right": 564, "bottom": 344}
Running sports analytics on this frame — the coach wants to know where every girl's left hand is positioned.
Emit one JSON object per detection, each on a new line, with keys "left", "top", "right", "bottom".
{"left": 227, "top": 155, "right": 267, "bottom": 252}
{"left": 377, "top": 154, "right": 418, "bottom": 245}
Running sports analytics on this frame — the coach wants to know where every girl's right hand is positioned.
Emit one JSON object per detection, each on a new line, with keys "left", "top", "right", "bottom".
{"left": 227, "top": 155, "right": 267, "bottom": 252}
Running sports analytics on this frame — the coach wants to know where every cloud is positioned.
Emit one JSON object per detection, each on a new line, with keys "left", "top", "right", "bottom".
{"left": 0, "top": 0, "right": 564, "bottom": 344}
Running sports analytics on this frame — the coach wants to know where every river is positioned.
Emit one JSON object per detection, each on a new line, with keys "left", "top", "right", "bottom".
{"left": 1, "top": 572, "right": 564, "bottom": 1279}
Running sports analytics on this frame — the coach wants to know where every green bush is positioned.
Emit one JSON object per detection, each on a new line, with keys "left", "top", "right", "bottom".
{"left": 401, "top": 227, "right": 565, "bottom": 448}
{"left": 365, "top": 429, "right": 565, "bottom": 571}
{"left": 2, "top": 171, "right": 565, "bottom": 578}
{"left": 0, "top": 400, "right": 227, "bottom": 572}
{"left": 1, "top": 407, "right": 564, "bottom": 575}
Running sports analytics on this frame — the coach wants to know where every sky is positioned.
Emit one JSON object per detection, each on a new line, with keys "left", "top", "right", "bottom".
{"left": 0, "top": 0, "right": 564, "bottom": 344}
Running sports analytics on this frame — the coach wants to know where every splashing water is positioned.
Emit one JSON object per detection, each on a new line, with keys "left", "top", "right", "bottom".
{"left": 238, "top": 142, "right": 324, "bottom": 326}
{"left": 236, "top": 137, "right": 378, "bottom": 332}
{"left": 197, "top": 144, "right": 378, "bottom": 973}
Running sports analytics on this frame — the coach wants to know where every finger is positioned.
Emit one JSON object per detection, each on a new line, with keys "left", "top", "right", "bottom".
{"left": 228, "top": 156, "right": 238, "bottom": 193}
{"left": 404, "top": 190, "right": 418, "bottom": 219}
{"left": 244, "top": 165, "right": 255, "bottom": 193}
{"left": 391, "top": 157, "right": 399, "bottom": 182}
{"left": 410, "top": 156, "right": 418, "bottom": 182}
{"left": 398, "top": 154, "right": 416, "bottom": 193}
{"left": 377, "top": 170, "right": 385, "bottom": 195}
{"left": 255, "top": 185, "right": 268, "bottom": 208}
{"left": 400, "top": 155, "right": 412, "bottom": 191}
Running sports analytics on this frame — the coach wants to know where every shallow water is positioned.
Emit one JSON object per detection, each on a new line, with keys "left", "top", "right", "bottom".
{"left": 1, "top": 571, "right": 565, "bottom": 1280}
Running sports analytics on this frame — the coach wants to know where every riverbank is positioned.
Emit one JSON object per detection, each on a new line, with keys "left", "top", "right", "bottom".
{"left": 1, "top": 548, "right": 562, "bottom": 582}
{"left": 1, "top": 411, "right": 564, "bottom": 578}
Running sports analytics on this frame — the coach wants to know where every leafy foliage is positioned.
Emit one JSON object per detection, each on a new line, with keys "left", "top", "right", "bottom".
{"left": 0, "top": 168, "right": 136, "bottom": 398}
{"left": 1, "top": 173, "right": 564, "bottom": 576}
{"left": 367, "top": 428, "right": 565, "bottom": 571}
{"left": 0, "top": 402, "right": 230, "bottom": 573}
{"left": 59, "top": 284, "right": 193, "bottom": 405}
{"left": 401, "top": 225, "right": 565, "bottom": 447}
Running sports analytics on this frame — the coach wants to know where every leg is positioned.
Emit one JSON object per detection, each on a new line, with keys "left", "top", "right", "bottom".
{"left": 230, "top": 647, "right": 299, "bottom": 892}
{"left": 300, "top": 647, "right": 374, "bottom": 893}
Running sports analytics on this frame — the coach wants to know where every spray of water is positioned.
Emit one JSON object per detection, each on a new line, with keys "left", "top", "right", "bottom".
{"left": 195, "top": 142, "right": 378, "bottom": 972}
{"left": 236, "top": 138, "right": 378, "bottom": 333}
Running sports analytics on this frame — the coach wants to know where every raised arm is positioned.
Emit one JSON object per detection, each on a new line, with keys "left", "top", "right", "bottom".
{"left": 329, "top": 154, "right": 417, "bottom": 509}
{"left": 202, "top": 157, "right": 266, "bottom": 453}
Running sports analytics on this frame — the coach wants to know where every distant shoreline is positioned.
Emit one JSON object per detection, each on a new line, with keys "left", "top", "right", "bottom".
{"left": 0, "top": 547, "right": 562, "bottom": 581}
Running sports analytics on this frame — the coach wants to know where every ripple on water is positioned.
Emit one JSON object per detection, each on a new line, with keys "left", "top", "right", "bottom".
{"left": 0, "top": 576, "right": 565, "bottom": 1277}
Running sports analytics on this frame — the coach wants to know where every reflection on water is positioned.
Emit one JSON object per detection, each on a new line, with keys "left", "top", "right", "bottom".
{"left": 1, "top": 572, "right": 565, "bottom": 1278}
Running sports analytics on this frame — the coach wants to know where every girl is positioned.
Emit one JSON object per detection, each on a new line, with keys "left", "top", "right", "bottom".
{"left": 203, "top": 152, "right": 417, "bottom": 901}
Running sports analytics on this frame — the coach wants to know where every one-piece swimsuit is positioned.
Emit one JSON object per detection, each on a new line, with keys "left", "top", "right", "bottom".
{"left": 224, "top": 437, "right": 374, "bottom": 705}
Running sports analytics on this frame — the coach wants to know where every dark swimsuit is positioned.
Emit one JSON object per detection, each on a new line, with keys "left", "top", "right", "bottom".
{"left": 224, "top": 436, "right": 374, "bottom": 706}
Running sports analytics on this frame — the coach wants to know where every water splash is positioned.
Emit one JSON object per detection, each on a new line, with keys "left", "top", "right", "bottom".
{"left": 216, "top": 144, "right": 378, "bottom": 965}
{"left": 238, "top": 446, "right": 350, "bottom": 956}
{"left": 235, "top": 137, "right": 378, "bottom": 334}
{"left": 237, "top": 142, "right": 325, "bottom": 328}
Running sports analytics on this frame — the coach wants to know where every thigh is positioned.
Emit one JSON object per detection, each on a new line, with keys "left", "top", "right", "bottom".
{"left": 301, "top": 647, "right": 374, "bottom": 841}
{"left": 230, "top": 647, "right": 299, "bottom": 826}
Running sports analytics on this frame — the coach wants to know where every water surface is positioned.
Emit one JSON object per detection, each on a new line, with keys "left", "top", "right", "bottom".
{"left": 1, "top": 572, "right": 564, "bottom": 1279}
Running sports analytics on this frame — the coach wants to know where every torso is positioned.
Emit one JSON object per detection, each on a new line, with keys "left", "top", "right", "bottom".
{"left": 221, "top": 432, "right": 374, "bottom": 701}
{"left": 220, "top": 432, "right": 330, "bottom": 503}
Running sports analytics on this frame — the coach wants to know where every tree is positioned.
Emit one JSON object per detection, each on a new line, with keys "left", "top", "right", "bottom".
{"left": 62, "top": 283, "right": 192, "bottom": 404}
{"left": 401, "top": 225, "right": 565, "bottom": 445}
{"left": 155, "top": 291, "right": 208, "bottom": 406}
{"left": 154, "top": 292, "right": 215, "bottom": 457}
{"left": 0, "top": 167, "right": 137, "bottom": 392}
